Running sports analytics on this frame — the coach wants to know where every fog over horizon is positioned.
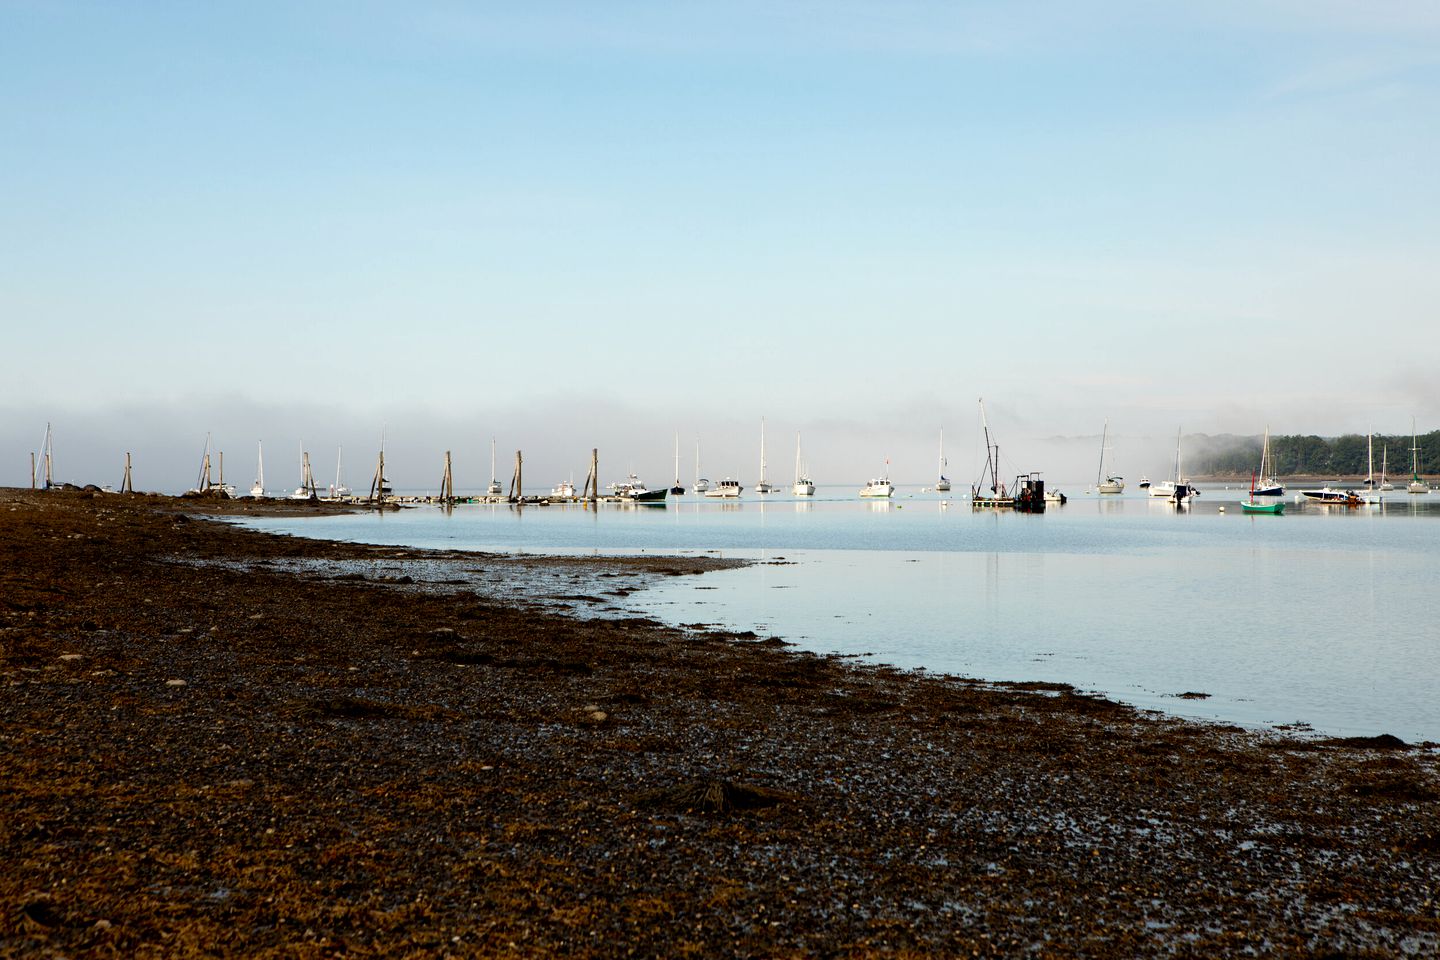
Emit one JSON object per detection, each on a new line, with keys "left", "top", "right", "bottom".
{"left": 6, "top": 393, "right": 1435, "bottom": 495}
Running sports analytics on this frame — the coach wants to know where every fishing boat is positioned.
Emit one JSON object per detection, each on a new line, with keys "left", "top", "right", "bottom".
{"left": 670, "top": 433, "right": 685, "bottom": 495}
{"left": 1251, "top": 427, "right": 1283, "bottom": 497}
{"left": 1148, "top": 428, "right": 1196, "bottom": 504}
{"left": 859, "top": 475, "right": 894, "bottom": 498}
{"left": 969, "top": 399, "right": 1047, "bottom": 512}
{"left": 250, "top": 441, "right": 265, "bottom": 498}
{"left": 935, "top": 426, "right": 951, "bottom": 492}
{"left": 705, "top": 477, "right": 742, "bottom": 498}
{"left": 611, "top": 475, "right": 666, "bottom": 504}
{"left": 551, "top": 478, "right": 577, "bottom": 499}
{"left": 859, "top": 457, "right": 894, "bottom": 498}
{"left": 754, "top": 418, "right": 774, "bottom": 494}
{"left": 1297, "top": 486, "right": 1362, "bottom": 506}
{"left": 487, "top": 439, "right": 503, "bottom": 497}
{"left": 1240, "top": 472, "right": 1284, "bottom": 514}
{"left": 1408, "top": 418, "right": 1428, "bottom": 494}
{"left": 1094, "top": 420, "right": 1124, "bottom": 494}
{"left": 693, "top": 441, "right": 710, "bottom": 493}
{"left": 792, "top": 432, "right": 815, "bottom": 496}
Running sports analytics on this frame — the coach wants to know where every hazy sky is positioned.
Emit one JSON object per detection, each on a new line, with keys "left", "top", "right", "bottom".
{"left": 4, "top": 2, "right": 1439, "bottom": 490}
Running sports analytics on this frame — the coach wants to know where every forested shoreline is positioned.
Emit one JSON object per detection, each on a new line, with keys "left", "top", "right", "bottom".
{"left": 1186, "top": 431, "right": 1439, "bottom": 478}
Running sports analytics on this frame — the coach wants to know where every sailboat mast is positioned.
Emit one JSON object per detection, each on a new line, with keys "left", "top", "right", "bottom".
{"left": 674, "top": 432, "right": 680, "bottom": 485}
{"left": 1097, "top": 420, "right": 1108, "bottom": 485}
{"left": 795, "top": 431, "right": 802, "bottom": 484}
{"left": 759, "top": 417, "right": 767, "bottom": 483}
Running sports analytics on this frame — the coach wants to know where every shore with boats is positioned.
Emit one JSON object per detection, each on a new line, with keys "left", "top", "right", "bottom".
{"left": 3, "top": 487, "right": 1437, "bottom": 957}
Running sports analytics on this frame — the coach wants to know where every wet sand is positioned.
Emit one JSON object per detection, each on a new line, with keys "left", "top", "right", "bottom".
{"left": 2, "top": 489, "right": 1437, "bottom": 957}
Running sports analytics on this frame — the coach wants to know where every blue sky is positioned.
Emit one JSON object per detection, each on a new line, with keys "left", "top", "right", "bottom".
{"left": 4, "top": 2, "right": 1439, "bottom": 489}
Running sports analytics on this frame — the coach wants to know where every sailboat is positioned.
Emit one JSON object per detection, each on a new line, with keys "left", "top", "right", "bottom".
{"left": 1408, "top": 418, "right": 1428, "bottom": 494}
{"left": 1240, "top": 471, "right": 1284, "bottom": 514}
{"left": 487, "top": 438, "right": 503, "bottom": 496}
{"left": 792, "top": 431, "right": 815, "bottom": 496}
{"left": 935, "top": 426, "right": 951, "bottom": 492}
{"left": 1380, "top": 446, "right": 1394, "bottom": 491}
{"left": 1251, "top": 427, "right": 1284, "bottom": 497}
{"left": 693, "top": 440, "right": 710, "bottom": 493}
{"left": 754, "top": 418, "right": 774, "bottom": 494}
{"left": 289, "top": 444, "right": 318, "bottom": 500}
{"left": 1148, "top": 428, "right": 1196, "bottom": 504}
{"left": 670, "top": 432, "right": 685, "bottom": 495}
{"left": 330, "top": 446, "right": 352, "bottom": 500}
{"left": 1094, "top": 420, "right": 1124, "bottom": 494}
{"left": 250, "top": 441, "right": 265, "bottom": 497}
{"left": 1355, "top": 431, "right": 1381, "bottom": 506}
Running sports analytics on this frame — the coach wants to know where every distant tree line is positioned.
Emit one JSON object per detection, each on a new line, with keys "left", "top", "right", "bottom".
{"left": 1187, "top": 432, "right": 1440, "bottom": 478}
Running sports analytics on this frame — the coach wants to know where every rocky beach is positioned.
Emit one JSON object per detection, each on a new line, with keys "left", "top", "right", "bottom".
{"left": 2, "top": 489, "right": 1437, "bottom": 958}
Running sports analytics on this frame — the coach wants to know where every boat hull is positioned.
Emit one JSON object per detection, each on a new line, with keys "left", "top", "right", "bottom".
{"left": 1240, "top": 500, "right": 1284, "bottom": 514}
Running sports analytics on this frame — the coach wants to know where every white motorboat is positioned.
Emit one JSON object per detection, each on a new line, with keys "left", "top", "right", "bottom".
{"left": 1137, "top": 476, "right": 1151, "bottom": 489}
{"left": 705, "top": 477, "right": 742, "bottom": 498}
{"left": 551, "top": 478, "right": 576, "bottom": 498}
{"left": 859, "top": 464, "right": 893, "bottom": 498}
{"left": 610, "top": 475, "right": 665, "bottom": 503}
{"left": 792, "top": 431, "right": 815, "bottom": 496}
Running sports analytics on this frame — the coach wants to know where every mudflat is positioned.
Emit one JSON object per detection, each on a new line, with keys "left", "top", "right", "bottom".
{"left": 2, "top": 489, "right": 1436, "bottom": 958}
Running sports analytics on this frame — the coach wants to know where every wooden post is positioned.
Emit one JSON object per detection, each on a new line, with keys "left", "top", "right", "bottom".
{"left": 590, "top": 448, "right": 598, "bottom": 502}
{"left": 30, "top": 452, "right": 36, "bottom": 490}
{"left": 440, "top": 451, "right": 454, "bottom": 502}
{"left": 370, "top": 450, "right": 386, "bottom": 503}
{"left": 122, "top": 453, "right": 133, "bottom": 494}
{"left": 509, "top": 450, "right": 523, "bottom": 502}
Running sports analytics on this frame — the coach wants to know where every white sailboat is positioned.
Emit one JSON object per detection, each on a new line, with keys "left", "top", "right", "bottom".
{"left": 1094, "top": 420, "right": 1124, "bottom": 494}
{"left": 1380, "top": 446, "right": 1394, "bottom": 491}
{"left": 792, "top": 431, "right": 814, "bottom": 496}
{"left": 693, "top": 440, "right": 710, "bottom": 493}
{"left": 1148, "top": 428, "right": 1195, "bottom": 504}
{"left": 1408, "top": 418, "right": 1428, "bottom": 494}
{"left": 330, "top": 446, "right": 352, "bottom": 500}
{"left": 935, "top": 426, "right": 951, "bottom": 492}
{"left": 1251, "top": 427, "right": 1284, "bottom": 497}
{"left": 289, "top": 443, "right": 318, "bottom": 500}
{"left": 250, "top": 441, "right": 265, "bottom": 497}
{"left": 487, "top": 438, "right": 503, "bottom": 496}
{"left": 754, "top": 418, "right": 773, "bottom": 494}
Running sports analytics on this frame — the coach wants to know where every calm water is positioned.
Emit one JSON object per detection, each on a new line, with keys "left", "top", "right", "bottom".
{"left": 239, "top": 486, "right": 1440, "bottom": 742}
